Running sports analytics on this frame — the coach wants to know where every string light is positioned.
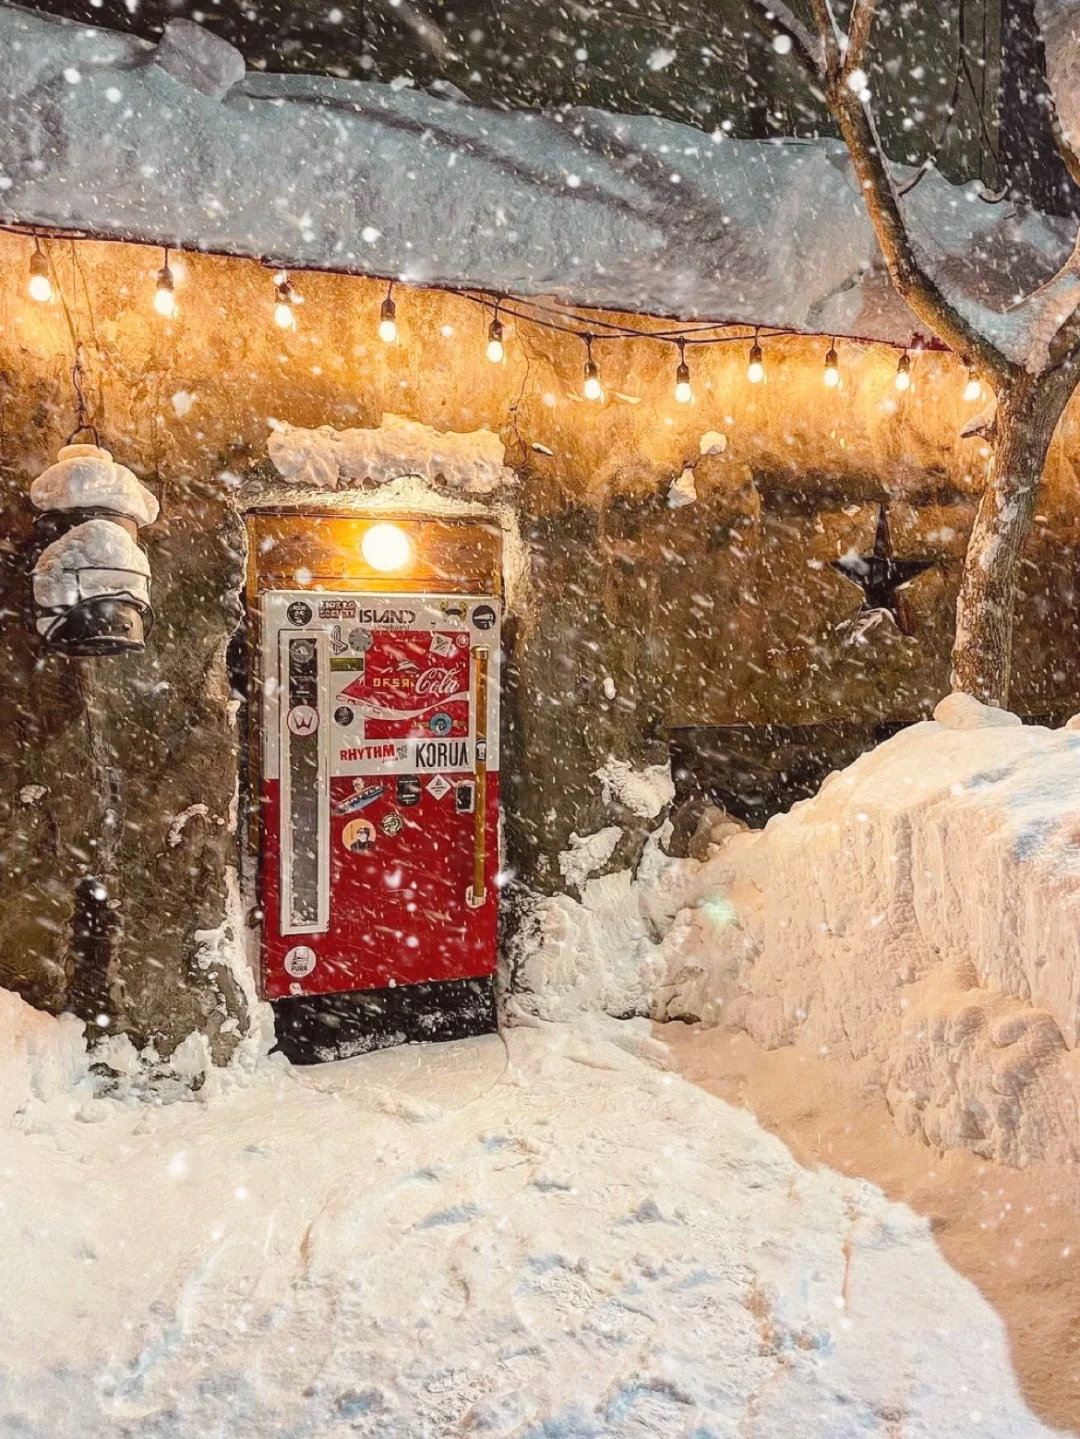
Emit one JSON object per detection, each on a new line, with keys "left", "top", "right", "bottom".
{"left": 486, "top": 301, "right": 505, "bottom": 363}
{"left": 674, "top": 338, "right": 693, "bottom": 403}
{"left": 274, "top": 272, "right": 297, "bottom": 329}
{"left": 378, "top": 281, "right": 398, "bottom": 343}
{"left": 894, "top": 350, "right": 912, "bottom": 391}
{"left": 582, "top": 333, "right": 603, "bottom": 401}
{"left": 963, "top": 359, "right": 982, "bottom": 402}
{"left": 747, "top": 329, "right": 765, "bottom": 384}
{"left": 28, "top": 239, "right": 52, "bottom": 303}
{"left": 823, "top": 339, "right": 840, "bottom": 388}
{"left": 154, "top": 248, "right": 176, "bottom": 318}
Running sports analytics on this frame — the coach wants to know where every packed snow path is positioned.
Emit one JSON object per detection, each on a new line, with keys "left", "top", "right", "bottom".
{"left": 0, "top": 1015, "right": 1056, "bottom": 1437}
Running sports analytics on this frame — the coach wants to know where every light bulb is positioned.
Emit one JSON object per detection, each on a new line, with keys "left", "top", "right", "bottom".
{"left": 486, "top": 317, "right": 505, "bottom": 363}
{"left": 274, "top": 277, "right": 296, "bottom": 329}
{"left": 361, "top": 522, "right": 411, "bottom": 572}
{"left": 894, "top": 353, "right": 911, "bottom": 391}
{"left": 28, "top": 250, "right": 52, "bottom": 303}
{"left": 154, "top": 264, "right": 176, "bottom": 317}
{"left": 747, "top": 341, "right": 764, "bottom": 384}
{"left": 963, "top": 374, "right": 982, "bottom": 402}
{"left": 823, "top": 344, "right": 839, "bottom": 387}
{"left": 379, "top": 294, "right": 397, "bottom": 344}
{"left": 674, "top": 357, "right": 693, "bottom": 404}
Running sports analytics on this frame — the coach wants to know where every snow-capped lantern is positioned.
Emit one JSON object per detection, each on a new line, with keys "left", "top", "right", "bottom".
{"left": 30, "top": 443, "right": 159, "bottom": 655}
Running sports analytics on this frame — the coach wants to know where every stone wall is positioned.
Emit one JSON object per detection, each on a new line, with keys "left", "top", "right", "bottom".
{"left": 1, "top": 230, "right": 1079, "bottom": 1047}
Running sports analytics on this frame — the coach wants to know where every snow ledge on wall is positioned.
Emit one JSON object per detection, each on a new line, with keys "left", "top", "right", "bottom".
{"left": 267, "top": 415, "right": 516, "bottom": 495}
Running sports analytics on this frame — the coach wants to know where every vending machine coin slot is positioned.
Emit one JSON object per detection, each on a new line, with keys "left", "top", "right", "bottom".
{"left": 279, "top": 629, "right": 330, "bottom": 935}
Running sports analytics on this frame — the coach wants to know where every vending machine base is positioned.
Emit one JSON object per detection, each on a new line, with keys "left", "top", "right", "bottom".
{"left": 271, "top": 974, "right": 498, "bottom": 1065}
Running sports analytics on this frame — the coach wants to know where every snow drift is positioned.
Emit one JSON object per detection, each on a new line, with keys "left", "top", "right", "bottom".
{"left": 0, "top": 3, "right": 1073, "bottom": 355}
{"left": 514, "top": 699, "right": 1080, "bottom": 1166}
{"left": 0, "top": 1010, "right": 1058, "bottom": 1436}
{"left": 648, "top": 695, "right": 1080, "bottom": 1166}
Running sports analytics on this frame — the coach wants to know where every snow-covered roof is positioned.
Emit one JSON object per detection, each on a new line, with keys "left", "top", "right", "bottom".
{"left": 0, "top": 2, "right": 1073, "bottom": 348}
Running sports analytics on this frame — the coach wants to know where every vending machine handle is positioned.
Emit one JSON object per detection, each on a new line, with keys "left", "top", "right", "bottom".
{"left": 466, "top": 645, "right": 489, "bottom": 909}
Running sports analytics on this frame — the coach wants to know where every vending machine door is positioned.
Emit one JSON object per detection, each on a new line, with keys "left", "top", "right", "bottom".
{"left": 259, "top": 589, "right": 501, "bottom": 1004}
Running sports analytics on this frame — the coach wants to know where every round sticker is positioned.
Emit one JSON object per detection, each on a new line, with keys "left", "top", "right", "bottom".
{"left": 284, "top": 944, "right": 317, "bottom": 978}
{"left": 342, "top": 818, "right": 377, "bottom": 853}
{"left": 287, "top": 601, "right": 313, "bottom": 626}
{"left": 334, "top": 705, "right": 355, "bottom": 727}
{"left": 287, "top": 704, "right": 319, "bottom": 736}
{"left": 348, "top": 628, "right": 374, "bottom": 652}
{"left": 472, "top": 603, "right": 497, "bottom": 631}
{"left": 380, "top": 811, "right": 405, "bottom": 837}
{"left": 429, "top": 711, "right": 452, "bottom": 736}
{"left": 455, "top": 633, "right": 470, "bottom": 647}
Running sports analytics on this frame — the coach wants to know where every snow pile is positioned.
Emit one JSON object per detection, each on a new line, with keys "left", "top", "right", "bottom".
{"left": 510, "top": 832, "right": 696, "bottom": 1022}
{"left": 556, "top": 824, "right": 622, "bottom": 892}
{"left": 650, "top": 696, "right": 1080, "bottom": 1165}
{"left": 594, "top": 757, "right": 676, "bottom": 819}
{"left": 267, "top": 414, "right": 515, "bottom": 495}
{"left": 0, "top": 988, "right": 89, "bottom": 1124}
{"left": 0, "top": 1014, "right": 1056, "bottom": 1436}
{"left": 0, "top": 4, "right": 1075, "bottom": 356}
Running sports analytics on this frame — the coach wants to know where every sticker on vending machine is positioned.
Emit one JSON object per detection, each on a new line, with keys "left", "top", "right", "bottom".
{"left": 342, "top": 819, "right": 377, "bottom": 853}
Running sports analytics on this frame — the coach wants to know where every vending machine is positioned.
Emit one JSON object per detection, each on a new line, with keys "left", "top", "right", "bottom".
{"left": 246, "top": 511, "right": 502, "bottom": 1061}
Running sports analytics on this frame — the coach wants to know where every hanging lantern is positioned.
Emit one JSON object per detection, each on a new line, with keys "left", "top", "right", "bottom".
{"left": 30, "top": 443, "right": 159, "bottom": 655}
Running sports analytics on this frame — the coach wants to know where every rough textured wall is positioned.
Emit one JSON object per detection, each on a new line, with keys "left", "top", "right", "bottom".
{"left": 2, "top": 230, "right": 1080, "bottom": 1037}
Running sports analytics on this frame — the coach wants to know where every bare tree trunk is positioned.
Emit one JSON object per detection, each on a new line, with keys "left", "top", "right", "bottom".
{"left": 951, "top": 379, "right": 1068, "bottom": 705}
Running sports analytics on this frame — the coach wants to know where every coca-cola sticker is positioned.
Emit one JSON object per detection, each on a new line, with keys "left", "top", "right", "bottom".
{"left": 337, "top": 629, "right": 470, "bottom": 739}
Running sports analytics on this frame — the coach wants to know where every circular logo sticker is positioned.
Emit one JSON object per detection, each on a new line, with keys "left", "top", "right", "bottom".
{"left": 429, "top": 711, "right": 452, "bottom": 735}
{"left": 334, "top": 705, "right": 355, "bottom": 727}
{"left": 380, "top": 811, "right": 405, "bottom": 837}
{"left": 287, "top": 601, "right": 313, "bottom": 626}
{"left": 287, "top": 704, "right": 319, "bottom": 736}
{"left": 284, "top": 944, "right": 317, "bottom": 978}
{"left": 472, "top": 603, "right": 497, "bottom": 631}
{"left": 348, "top": 627, "right": 374, "bottom": 652}
{"left": 342, "top": 818, "right": 377, "bottom": 853}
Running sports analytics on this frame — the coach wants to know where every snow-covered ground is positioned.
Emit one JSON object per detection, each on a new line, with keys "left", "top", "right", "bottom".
{"left": 0, "top": 994, "right": 1058, "bottom": 1437}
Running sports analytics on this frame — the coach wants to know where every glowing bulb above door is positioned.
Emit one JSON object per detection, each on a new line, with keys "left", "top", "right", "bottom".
{"left": 361, "top": 522, "right": 411, "bottom": 572}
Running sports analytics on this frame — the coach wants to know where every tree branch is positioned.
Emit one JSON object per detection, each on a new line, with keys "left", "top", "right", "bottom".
{"left": 376, "top": 0, "right": 449, "bottom": 61}
{"left": 744, "top": 0, "right": 824, "bottom": 78}
{"left": 843, "top": 0, "right": 879, "bottom": 77}
{"left": 829, "top": 84, "right": 1013, "bottom": 384}
{"left": 808, "top": 0, "right": 842, "bottom": 75}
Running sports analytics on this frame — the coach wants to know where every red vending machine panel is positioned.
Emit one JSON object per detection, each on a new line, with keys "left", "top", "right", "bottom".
{"left": 249, "top": 514, "right": 502, "bottom": 1010}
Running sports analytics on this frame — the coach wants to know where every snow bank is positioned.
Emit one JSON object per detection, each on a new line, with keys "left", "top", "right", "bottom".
{"left": 267, "top": 414, "right": 515, "bottom": 495}
{"left": 651, "top": 697, "right": 1080, "bottom": 1165}
{"left": 0, "top": 3, "right": 1073, "bottom": 357}
{"left": 0, "top": 1014, "right": 1056, "bottom": 1435}
{"left": 0, "top": 988, "right": 89, "bottom": 1123}
{"left": 510, "top": 831, "right": 697, "bottom": 1022}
